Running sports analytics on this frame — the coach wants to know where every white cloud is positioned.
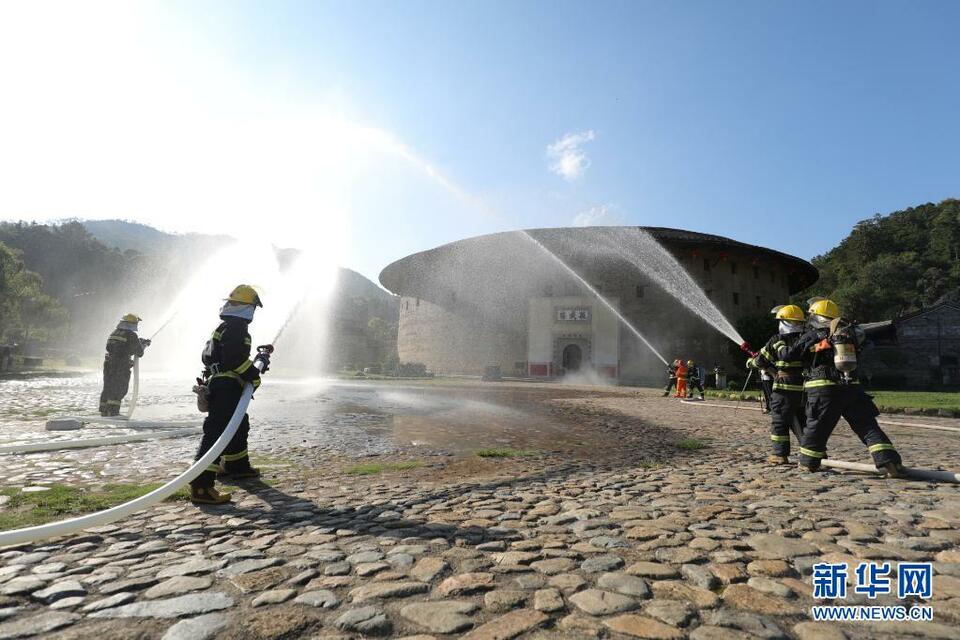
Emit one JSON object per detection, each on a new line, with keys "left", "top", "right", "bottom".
{"left": 546, "top": 130, "right": 596, "bottom": 181}
{"left": 573, "top": 204, "right": 621, "bottom": 227}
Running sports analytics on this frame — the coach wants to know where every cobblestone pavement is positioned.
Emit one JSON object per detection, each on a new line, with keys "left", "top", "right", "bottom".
{"left": 1, "top": 377, "right": 959, "bottom": 639}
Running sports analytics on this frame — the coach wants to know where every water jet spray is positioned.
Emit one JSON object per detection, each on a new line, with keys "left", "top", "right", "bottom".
{"left": 378, "top": 141, "right": 670, "bottom": 367}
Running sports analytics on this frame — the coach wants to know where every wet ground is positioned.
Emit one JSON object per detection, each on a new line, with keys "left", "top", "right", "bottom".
{"left": 0, "top": 374, "right": 641, "bottom": 489}
{"left": 1, "top": 374, "right": 960, "bottom": 639}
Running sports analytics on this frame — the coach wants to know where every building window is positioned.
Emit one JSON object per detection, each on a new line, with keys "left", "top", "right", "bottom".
{"left": 731, "top": 262, "right": 738, "bottom": 275}
{"left": 635, "top": 285, "right": 645, "bottom": 298}
{"left": 753, "top": 266, "right": 759, "bottom": 279}
{"left": 416, "top": 298, "right": 420, "bottom": 308}
{"left": 755, "top": 295, "right": 761, "bottom": 308}
{"left": 703, "top": 258, "right": 711, "bottom": 272}
{"left": 404, "top": 300, "right": 409, "bottom": 311}
{"left": 732, "top": 292, "right": 740, "bottom": 305}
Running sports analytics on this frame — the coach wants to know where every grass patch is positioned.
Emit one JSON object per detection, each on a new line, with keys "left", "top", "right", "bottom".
{"left": 346, "top": 461, "right": 423, "bottom": 475}
{"left": 703, "top": 388, "right": 960, "bottom": 413}
{"left": 869, "top": 391, "right": 960, "bottom": 412}
{"left": 475, "top": 447, "right": 536, "bottom": 458}
{"left": 675, "top": 438, "right": 709, "bottom": 451}
{"left": 0, "top": 483, "right": 190, "bottom": 531}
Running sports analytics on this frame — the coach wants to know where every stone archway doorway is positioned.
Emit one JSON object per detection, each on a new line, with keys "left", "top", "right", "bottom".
{"left": 562, "top": 343, "right": 583, "bottom": 372}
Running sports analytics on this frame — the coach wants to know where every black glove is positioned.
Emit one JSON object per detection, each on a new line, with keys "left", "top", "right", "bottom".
{"left": 140, "top": 338, "right": 151, "bottom": 347}
{"left": 254, "top": 352, "right": 271, "bottom": 374}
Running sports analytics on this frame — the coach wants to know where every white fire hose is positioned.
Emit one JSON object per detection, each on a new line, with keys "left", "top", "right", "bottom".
{"left": 54, "top": 417, "right": 200, "bottom": 430}
{"left": 821, "top": 459, "right": 960, "bottom": 483}
{"left": 0, "top": 371, "right": 258, "bottom": 547}
{"left": 125, "top": 355, "right": 140, "bottom": 419}
{"left": 0, "top": 429, "right": 200, "bottom": 455}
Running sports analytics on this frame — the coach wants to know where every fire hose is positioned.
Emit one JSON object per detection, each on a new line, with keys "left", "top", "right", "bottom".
{"left": 0, "top": 428, "right": 200, "bottom": 455}
{"left": 0, "top": 352, "right": 268, "bottom": 548}
{"left": 125, "top": 355, "right": 140, "bottom": 419}
{"left": 821, "top": 459, "right": 960, "bottom": 484}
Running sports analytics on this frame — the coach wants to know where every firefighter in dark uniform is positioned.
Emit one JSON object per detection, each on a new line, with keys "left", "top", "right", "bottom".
{"left": 99, "top": 314, "right": 149, "bottom": 416}
{"left": 747, "top": 305, "right": 807, "bottom": 465}
{"left": 686, "top": 360, "right": 705, "bottom": 399}
{"left": 783, "top": 298, "right": 905, "bottom": 477}
{"left": 190, "top": 285, "right": 270, "bottom": 505}
{"left": 662, "top": 359, "right": 679, "bottom": 397}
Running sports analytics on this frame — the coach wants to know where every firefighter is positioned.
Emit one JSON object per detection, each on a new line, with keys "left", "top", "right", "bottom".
{"left": 662, "top": 359, "right": 679, "bottom": 397}
{"left": 674, "top": 359, "right": 688, "bottom": 398}
{"left": 686, "top": 360, "right": 705, "bottom": 400}
{"left": 190, "top": 285, "right": 271, "bottom": 505}
{"left": 783, "top": 298, "right": 904, "bottom": 477}
{"left": 99, "top": 314, "right": 150, "bottom": 416}
{"left": 747, "top": 305, "right": 807, "bottom": 465}
{"left": 758, "top": 368, "right": 773, "bottom": 414}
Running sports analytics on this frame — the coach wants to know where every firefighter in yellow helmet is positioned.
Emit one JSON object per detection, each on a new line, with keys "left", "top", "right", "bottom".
{"left": 781, "top": 298, "right": 904, "bottom": 477}
{"left": 190, "top": 285, "right": 269, "bottom": 505}
{"left": 99, "top": 314, "right": 150, "bottom": 416}
{"left": 747, "top": 305, "right": 806, "bottom": 464}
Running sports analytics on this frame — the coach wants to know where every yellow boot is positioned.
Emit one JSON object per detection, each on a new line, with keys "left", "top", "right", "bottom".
{"left": 191, "top": 485, "right": 232, "bottom": 505}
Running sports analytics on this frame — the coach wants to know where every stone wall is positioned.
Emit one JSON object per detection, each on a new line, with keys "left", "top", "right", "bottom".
{"left": 397, "top": 297, "right": 526, "bottom": 376}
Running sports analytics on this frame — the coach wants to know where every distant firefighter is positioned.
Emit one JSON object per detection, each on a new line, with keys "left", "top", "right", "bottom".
{"left": 686, "top": 360, "right": 705, "bottom": 400}
{"left": 99, "top": 314, "right": 150, "bottom": 416}
{"left": 674, "top": 359, "right": 688, "bottom": 398}
{"left": 747, "top": 304, "right": 807, "bottom": 464}
{"left": 661, "top": 359, "right": 679, "bottom": 397}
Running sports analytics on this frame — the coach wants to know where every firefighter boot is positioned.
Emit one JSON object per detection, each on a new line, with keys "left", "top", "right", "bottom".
{"left": 768, "top": 455, "right": 789, "bottom": 465}
{"left": 190, "top": 469, "right": 231, "bottom": 505}
{"left": 190, "top": 485, "right": 232, "bottom": 505}
{"left": 219, "top": 451, "right": 261, "bottom": 480}
{"left": 882, "top": 462, "right": 907, "bottom": 479}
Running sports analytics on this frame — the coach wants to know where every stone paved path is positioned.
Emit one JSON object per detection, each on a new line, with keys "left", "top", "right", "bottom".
{"left": 1, "top": 381, "right": 959, "bottom": 639}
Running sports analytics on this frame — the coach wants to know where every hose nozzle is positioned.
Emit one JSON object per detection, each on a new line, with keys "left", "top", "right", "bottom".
{"left": 739, "top": 341, "right": 757, "bottom": 358}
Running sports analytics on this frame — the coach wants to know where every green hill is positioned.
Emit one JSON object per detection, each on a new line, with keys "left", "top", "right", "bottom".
{"left": 800, "top": 198, "right": 960, "bottom": 321}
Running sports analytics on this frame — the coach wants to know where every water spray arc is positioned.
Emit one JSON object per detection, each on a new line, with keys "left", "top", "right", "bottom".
{"left": 519, "top": 231, "right": 669, "bottom": 366}
{"left": 592, "top": 227, "right": 749, "bottom": 348}
{"left": 377, "top": 140, "right": 669, "bottom": 367}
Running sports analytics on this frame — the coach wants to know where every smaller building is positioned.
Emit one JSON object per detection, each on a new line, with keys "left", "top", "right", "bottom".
{"left": 527, "top": 297, "right": 620, "bottom": 378}
{"left": 860, "top": 302, "right": 960, "bottom": 389}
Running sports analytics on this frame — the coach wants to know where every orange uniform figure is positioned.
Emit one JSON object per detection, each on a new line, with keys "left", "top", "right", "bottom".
{"left": 674, "top": 360, "right": 688, "bottom": 398}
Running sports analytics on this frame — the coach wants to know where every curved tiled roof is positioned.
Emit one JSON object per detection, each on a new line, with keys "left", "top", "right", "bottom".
{"left": 380, "top": 226, "right": 818, "bottom": 296}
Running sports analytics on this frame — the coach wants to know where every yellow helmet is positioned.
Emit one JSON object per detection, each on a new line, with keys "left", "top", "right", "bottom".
{"left": 807, "top": 297, "right": 840, "bottom": 319}
{"left": 121, "top": 313, "right": 141, "bottom": 323}
{"left": 226, "top": 284, "right": 263, "bottom": 307}
{"left": 687, "top": 360, "right": 695, "bottom": 366}
{"left": 771, "top": 304, "right": 805, "bottom": 322}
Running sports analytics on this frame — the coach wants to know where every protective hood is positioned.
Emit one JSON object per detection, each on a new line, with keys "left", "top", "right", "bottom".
{"left": 219, "top": 301, "right": 256, "bottom": 322}
{"left": 117, "top": 321, "right": 139, "bottom": 333}
{"left": 809, "top": 314, "right": 832, "bottom": 330}
{"left": 779, "top": 320, "right": 804, "bottom": 335}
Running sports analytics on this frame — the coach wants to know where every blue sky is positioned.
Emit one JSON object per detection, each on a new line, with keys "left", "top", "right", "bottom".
{"left": 1, "top": 0, "right": 958, "bottom": 283}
